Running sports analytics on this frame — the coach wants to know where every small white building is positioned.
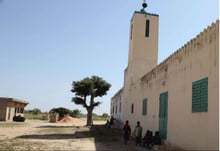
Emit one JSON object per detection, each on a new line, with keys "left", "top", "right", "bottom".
{"left": 111, "top": 88, "right": 123, "bottom": 120}
{"left": 111, "top": 3, "right": 219, "bottom": 150}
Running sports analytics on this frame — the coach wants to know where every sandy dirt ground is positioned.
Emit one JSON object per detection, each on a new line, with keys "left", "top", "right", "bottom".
{"left": 0, "top": 118, "right": 151, "bottom": 151}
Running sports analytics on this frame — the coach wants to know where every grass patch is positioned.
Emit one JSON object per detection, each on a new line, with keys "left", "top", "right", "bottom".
{"left": 0, "top": 138, "right": 44, "bottom": 151}
{"left": 24, "top": 113, "right": 45, "bottom": 120}
{"left": 38, "top": 127, "right": 76, "bottom": 134}
{"left": 92, "top": 115, "right": 109, "bottom": 121}
{"left": 35, "top": 126, "right": 90, "bottom": 137}
{"left": 0, "top": 122, "right": 27, "bottom": 127}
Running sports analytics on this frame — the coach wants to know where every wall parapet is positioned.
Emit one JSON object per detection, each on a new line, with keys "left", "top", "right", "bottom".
{"left": 111, "top": 87, "right": 123, "bottom": 99}
{"left": 141, "top": 20, "right": 219, "bottom": 83}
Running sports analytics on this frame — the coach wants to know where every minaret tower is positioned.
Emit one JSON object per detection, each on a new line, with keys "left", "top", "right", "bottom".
{"left": 125, "top": 0, "right": 159, "bottom": 85}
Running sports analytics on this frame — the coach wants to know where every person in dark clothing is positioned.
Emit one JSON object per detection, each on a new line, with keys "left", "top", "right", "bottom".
{"left": 142, "top": 130, "right": 153, "bottom": 149}
{"left": 142, "top": 130, "right": 150, "bottom": 147}
{"left": 109, "top": 116, "right": 114, "bottom": 128}
{"left": 105, "top": 120, "right": 110, "bottom": 127}
{"left": 153, "top": 131, "right": 162, "bottom": 145}
{"left": 123, "top": 120, "right": 131, "bottom": 144}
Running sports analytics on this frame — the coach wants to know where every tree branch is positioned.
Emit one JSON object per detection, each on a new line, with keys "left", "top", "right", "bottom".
{"left": 93, "top": 101, "right": 101, "bottom": 108}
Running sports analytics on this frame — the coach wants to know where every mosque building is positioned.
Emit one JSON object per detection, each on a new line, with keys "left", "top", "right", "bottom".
{"left": 111, "top": 1, "right": 219, "bottom": 150}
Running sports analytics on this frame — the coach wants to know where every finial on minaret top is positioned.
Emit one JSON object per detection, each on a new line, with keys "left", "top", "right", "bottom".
{"left": 142, "top": 0, "right": 147, "bottom": 11}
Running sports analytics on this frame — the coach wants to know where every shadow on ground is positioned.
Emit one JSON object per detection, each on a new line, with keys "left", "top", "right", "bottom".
{"left": 17, "top": 125, "right": 121, "bottom": 142}
{"left": 16, "top": 132, "right": 91, "bottom": 139}
{"left": 16, "top": 125, "right": 121, "bottom": 141}
{"left": 36, "top": 125, "right": 81, "bottom": 128}
{"left": 16, "top": 124, "right": 147, "bottom": 150}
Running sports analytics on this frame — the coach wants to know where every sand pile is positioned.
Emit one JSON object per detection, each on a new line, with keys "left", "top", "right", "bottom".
{"left": 58, "top": 115, "right": 85, "bottom": 126}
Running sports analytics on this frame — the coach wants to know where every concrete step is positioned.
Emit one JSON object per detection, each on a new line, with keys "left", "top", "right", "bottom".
{"left": 152, "top": 143, "right": 184, "bottom": 151}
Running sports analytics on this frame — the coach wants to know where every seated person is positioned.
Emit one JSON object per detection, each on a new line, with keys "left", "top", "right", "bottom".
{"left": 142, "top": 130, "right": 153, "bottom": 148}
{"left": 105, "top": 120, "right": 110, "bottom": 127}
{"left": 109, "top": 116, "right": 114, "bottom": 128}
{"left": 153, "top": 131, "right": 161, "bottom": 145}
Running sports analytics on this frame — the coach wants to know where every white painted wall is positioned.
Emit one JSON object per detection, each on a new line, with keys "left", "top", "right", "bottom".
{"left": 112, "top": 9, "right": 219, "bottom": 150}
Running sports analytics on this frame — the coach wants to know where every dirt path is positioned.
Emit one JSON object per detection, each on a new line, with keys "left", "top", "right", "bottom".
{"left": 0, "top": 119, "right": 151, "bottom": 151}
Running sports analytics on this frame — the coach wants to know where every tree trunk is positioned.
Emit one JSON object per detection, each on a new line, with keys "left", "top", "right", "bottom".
{"left": 86, "top": 107, "right": 93, "bottom": 126}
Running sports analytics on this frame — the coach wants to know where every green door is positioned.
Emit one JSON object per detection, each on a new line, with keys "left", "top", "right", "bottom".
{"left": 159, "top": 92, "right": 168, "bottom": 139}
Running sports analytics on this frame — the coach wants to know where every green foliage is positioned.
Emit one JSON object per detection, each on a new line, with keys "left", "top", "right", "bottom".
{"left": 71, "top": 77, "right": 93, "bottom": 97}
{"left": 71, "top": 75, "right": 111, "bottom": 109}
{"left": 25, "top": 108, "right": 42, "bottom": 115}
{"left": 72, "top": 109, "right": 81, "bottom": 118}
{"left": 102, "top": 113, "right": 109, "bottom": 118}
{"left": 49, "top": 107, "right": 72, "bottom": 119}
{"left": 72, "top": 97, "right": 87, "bottom": 107}
{"left": 32, "top": 108, "right": 42, "bottom": 115}
{"left": 71, "top": 75, "right": 111, "bottom": 126}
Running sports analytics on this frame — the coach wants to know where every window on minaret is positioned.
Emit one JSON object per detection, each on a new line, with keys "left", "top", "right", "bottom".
{"left": 145, "top": 19, "right": 150, "bottom": 37}
{"left": 130, "top": 24, "right": 133, "bottom": 40}
{"left": 142, "top": 98, "right": 147, "bottom": 115}
{"left": 131, "top": 104, "right": 134, "bottom": 114}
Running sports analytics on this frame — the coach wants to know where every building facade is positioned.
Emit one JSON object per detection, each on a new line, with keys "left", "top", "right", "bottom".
{"left": 0, "top": 97, "right": 28, "bottom": 121}
{"left": 111, "top": 5, "right": 219, "bottom": 150}
{"left": 111, "top": 88, "right": 123, "bottom": 120}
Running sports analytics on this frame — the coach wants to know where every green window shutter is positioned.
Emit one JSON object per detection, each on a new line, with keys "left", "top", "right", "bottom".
{"left": 142, "top": 98, "right": 147, "bottom": 115}
{"left": 192, "top": 77, "right": 208, "bottom": 112}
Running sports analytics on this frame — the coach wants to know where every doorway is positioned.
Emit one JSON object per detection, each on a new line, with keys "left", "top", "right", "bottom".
{"left": 159, "top": 92, "right": 168, "bottom": 139}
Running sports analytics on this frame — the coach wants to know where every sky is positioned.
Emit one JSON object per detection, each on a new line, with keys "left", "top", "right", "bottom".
{"left": 0, "top": 0, "right": 219, "bottom": 115}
